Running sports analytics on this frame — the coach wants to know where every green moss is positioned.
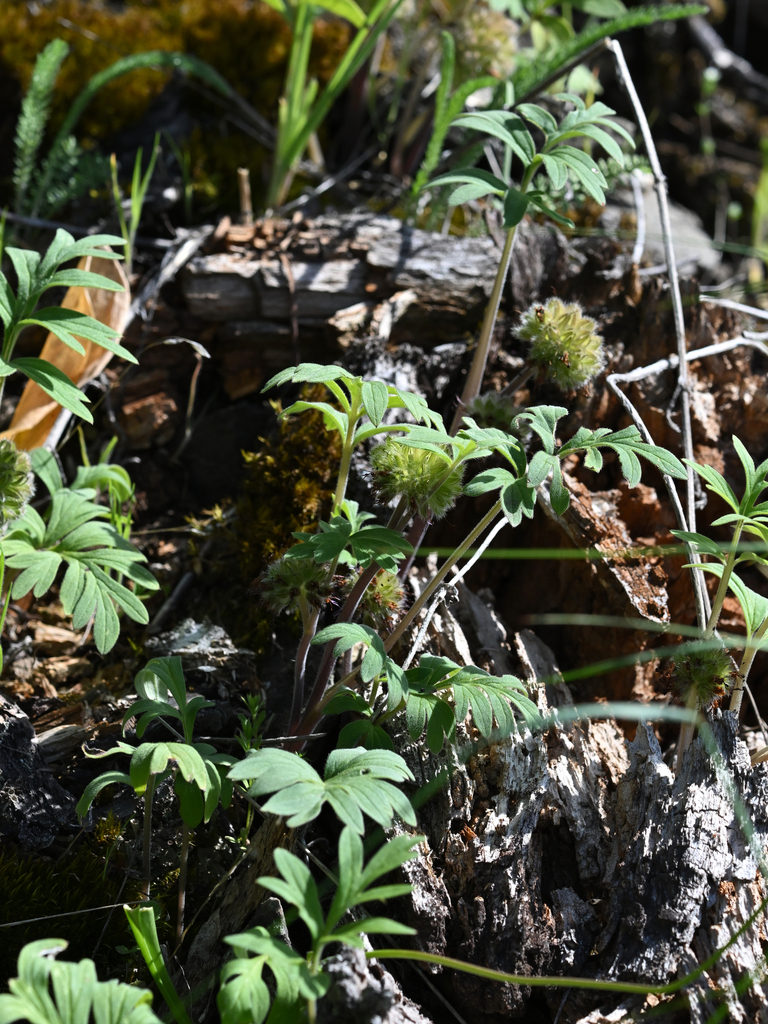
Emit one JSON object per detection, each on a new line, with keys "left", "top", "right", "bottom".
{"left": 198, "top": 389, "right": 341, "bottom": 650}
{"left": 0, "top": 0, "right": 351, "bottom": 209}
{"left": 0, "top": 844, "right": 129, "bottom": 983}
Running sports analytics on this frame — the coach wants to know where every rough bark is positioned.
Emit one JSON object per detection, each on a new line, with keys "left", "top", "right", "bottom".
{"left": 0, "top": 693, "right": 75, "bottom": 848}
{"left": 386, "top": 592, "right": 768, "bottom": 1023}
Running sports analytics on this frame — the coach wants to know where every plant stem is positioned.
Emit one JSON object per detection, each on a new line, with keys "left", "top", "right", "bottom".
{"left": 500, "top": 364, "right": 535, "bottom": 398}
{"left": 289, "top": 606, "right": 321, "bottom": 733}
{"left": 449, "top": 227, "right": 519, "bottom": 434}
{"left": 731, "top": 614, "right": 768, "bottom": 715}
{"left": 705, "top": 521, "right": 743, "bottom": 637}
{"left": 141, "top": 775, "right": 156, "bottom": 899}
{"left": 333, "top": 394, "right": 362, "bottom": 512}
{"left": 385, "top": 498, "right": 503, "bottom": 653}
{"left": 176, "top": 822, "right": 190, "bottom": 945}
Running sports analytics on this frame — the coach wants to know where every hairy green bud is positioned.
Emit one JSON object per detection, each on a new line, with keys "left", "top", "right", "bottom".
{"left": 257, "top": 556, "right": 333, "bottom": 616}
{"left": 0, "top": 440, "right": 33, "bottom": 533}
{"left": 370, "top": 438, "right": 465, "bottom": 520}
{"left": 517, "top": 297, "right": 604, "bottom": 390}
{"left": 671, "top": 642, "right": 733, "bottom": 705}
{"left": 350, "top": 568, "right": 405, "bottom": 631}
{"left": 465, "top": 391, "right": 519, "bottom": 432}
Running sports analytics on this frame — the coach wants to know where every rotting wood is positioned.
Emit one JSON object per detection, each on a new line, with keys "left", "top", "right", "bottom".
{"left": 384, "top": 598, "right": 768, "bottom": 1023}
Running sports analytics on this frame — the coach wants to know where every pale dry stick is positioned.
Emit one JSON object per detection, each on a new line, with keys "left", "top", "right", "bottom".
{"left": 401, "top": 514, "right": 508, "bottom": 669}
{"left": 629, "top": 169, "right": 646, "bottom": 267}
{"left": 700, "top": 295, "right": 768, "bottom": 321}
{"left": 608, "top": 40, "right": 699, "bottom": 539}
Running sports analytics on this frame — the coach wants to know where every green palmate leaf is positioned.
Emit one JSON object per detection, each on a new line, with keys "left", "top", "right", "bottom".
{"left": 525, "top": 191, "right": 575, "bottom": 228}
{"left": 76, "top": 770, "right": 133, "bottom": 818}
{"left": 313, "top": 622, "right": 390, "bottom": 682}
{"left": 684, "top": 459, "right": 738, "bottom": 511}
{"left": 404, "top": 654, "right": 538, "bottom": 751}
{"left": 541, "top": 154, "right": 568, "bottom": 191}
{"left": 228, "top": 747, "right": 416, "bottom": 832}
{"left": 691, "top": 563, "right": 768, "bottom": 638}
{"left": 546, "top": 147, "right": 607, "bottom": 204}
{"left": 338, "top": 719, "right": 395, "bottom": 750}
{"left": 0, "top": 939, "right": 161, "bottom": 1024}
{"left": 128, "top": 741, "right": 209, "bottom": 796}
{"left": 385, "top": 387, "right": 444, "bottom": 429}
{"left": 31, "top": 448, "right": 64, "bottom": 494}
{"left": 671, "top": 530, "right": 726, "bottom": 561}
{"left": 516, "top": 406, "right": 568, "bottom": 455}
{"left": 11, "top": 358, "right": 93, "bottom": 421}
{"left": 516, "top": 103, "right": 558, "bottom": 136}
{"left": 281, "top": 399, "right": 348, "bottom": 437}
{"left": 21, "top": 309, "right": 137, "bottom": 363}
{"left": 464, "top": 466, "right": 517, "bottom": 497}
{"left": 527, "top": 451, "right": 570, "bottom": 514}
{"left": 561, "top": 426, "right": 687, "bottom": 485}
{"left": 361, "top": 379, "right": 389, "bottom": 427}
{"left": 219, "top": 928, "right": 323, "bottom": 1024}
{"left": 504, "top": 187, "right": 529, "bottom": 227}
{"left": 2, "top": 462, "right": 158, "bottom": 654}
{"left": 45, "top": 269, "right": 124, "bottom": 293}
{"left": 501, "top": 478, "right": 537, "bottom": 526}
{"left": 451, "top": 111, "right": 536, "bottom": 165}
{"left": 262, "top": 362, "right": 355, "bottom": 391}
{"left": 427, "top": 168, "right": 508, "bottom": 204}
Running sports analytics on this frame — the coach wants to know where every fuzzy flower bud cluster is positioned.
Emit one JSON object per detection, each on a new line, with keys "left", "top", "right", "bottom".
{"left": 0, "top": 440, "right": 33, "bottom": 533}
{"left": 370, "top": 439, "right": 465, "bottom": 521}
{"left": 257, "top": 556, "right": 333, "bottom": 616}
{"left": 516, "top": 297, "right": 604, "bottom": 390}
{"left": 671, "top": 642, "right": 733, "bottom": 705}
{"left": 354, "top": 568, "right": 405, "bottom": 631}
{"left": 465, "top": 391, "right": 519, "bottom": 433}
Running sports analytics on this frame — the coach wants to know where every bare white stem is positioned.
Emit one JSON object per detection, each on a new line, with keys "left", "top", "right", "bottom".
{"left": 608, "top": 39, "right": 697, "bottom": 536}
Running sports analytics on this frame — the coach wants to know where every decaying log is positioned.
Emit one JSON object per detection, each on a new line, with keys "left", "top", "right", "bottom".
{"left": 180, "top": 213, "right": 567, "bottom": 401}
{"left": 387, "top": 595, "right": 768, "bottom": 1023}
{"left": 0, "top": 694, "right": 75, "bottom": 848}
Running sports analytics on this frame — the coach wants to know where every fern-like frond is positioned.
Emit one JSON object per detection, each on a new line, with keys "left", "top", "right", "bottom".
{"left": 13, "top": 38, "right": 69, "bottom": 215}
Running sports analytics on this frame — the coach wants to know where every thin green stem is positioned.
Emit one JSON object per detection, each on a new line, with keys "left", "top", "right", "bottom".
{"left": 176, "top": 822, "right": 190, "bottom": 945}
{"left": 705, "top": 521, "right": 743, "bottom": 637}
{"left": 333, "top": 394, "right": 362, "bottom": 512}
{"left": 732, "top": 614, "right": 768, "bottom": 715}
{"left": 289, "top": 605, "right": 320, "bottom": 733}
{"left": 449, "top": 162, "right": 538, "bottom": 434}
{"left": 141, "top": 775, "right": 156, "bottom": 899}
{"left": 385, "top": 498, "right": 503, "bottom": 653}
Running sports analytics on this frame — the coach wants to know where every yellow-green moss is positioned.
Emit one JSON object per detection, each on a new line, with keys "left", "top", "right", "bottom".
{"left": 0, "top": 0, "right": 351, "bottom": 208}
{"left": 196, "top": 389, "right": 341, "bottom": 650}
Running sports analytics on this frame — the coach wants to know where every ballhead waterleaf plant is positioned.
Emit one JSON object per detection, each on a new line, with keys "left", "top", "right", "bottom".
{"left": 1, "top": 450, "right": 157, "bottom": 655}
{"left": 1, "top": 449, "right": 158, "bottom": 654}
{"left": 257, "top": 555, "right": 336, "bottom": 616}
{"left": 427, "top": 92, "right": 634, "bottom": 229}
{"left": 465, "top": 391, "right": 520, "bottom": 432}
{"left": 517, "top": 297, "right": 605, "bottom": 390}
{"left": 371, "top": 438, "right": 466, "bottom": 521}
{"left": 220, "top": 829, "right": 421, "bottom": 1024}
{"left": 0, "top": 938, "right": 162, "bottom": 1024}
{"left": 0, "top": 228, "right": 132, "bottom": 421}
{"left": 227, "top": 746, "right": 416, "bottom": 833}
{"left": 404, "top": 654, "right": 540, "bottom": 753}
{"left": 670, "top": 641, "right": 734, "bottom": 706}
{"left": 0, "top": 439, "right": 33, "bottom": 533}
